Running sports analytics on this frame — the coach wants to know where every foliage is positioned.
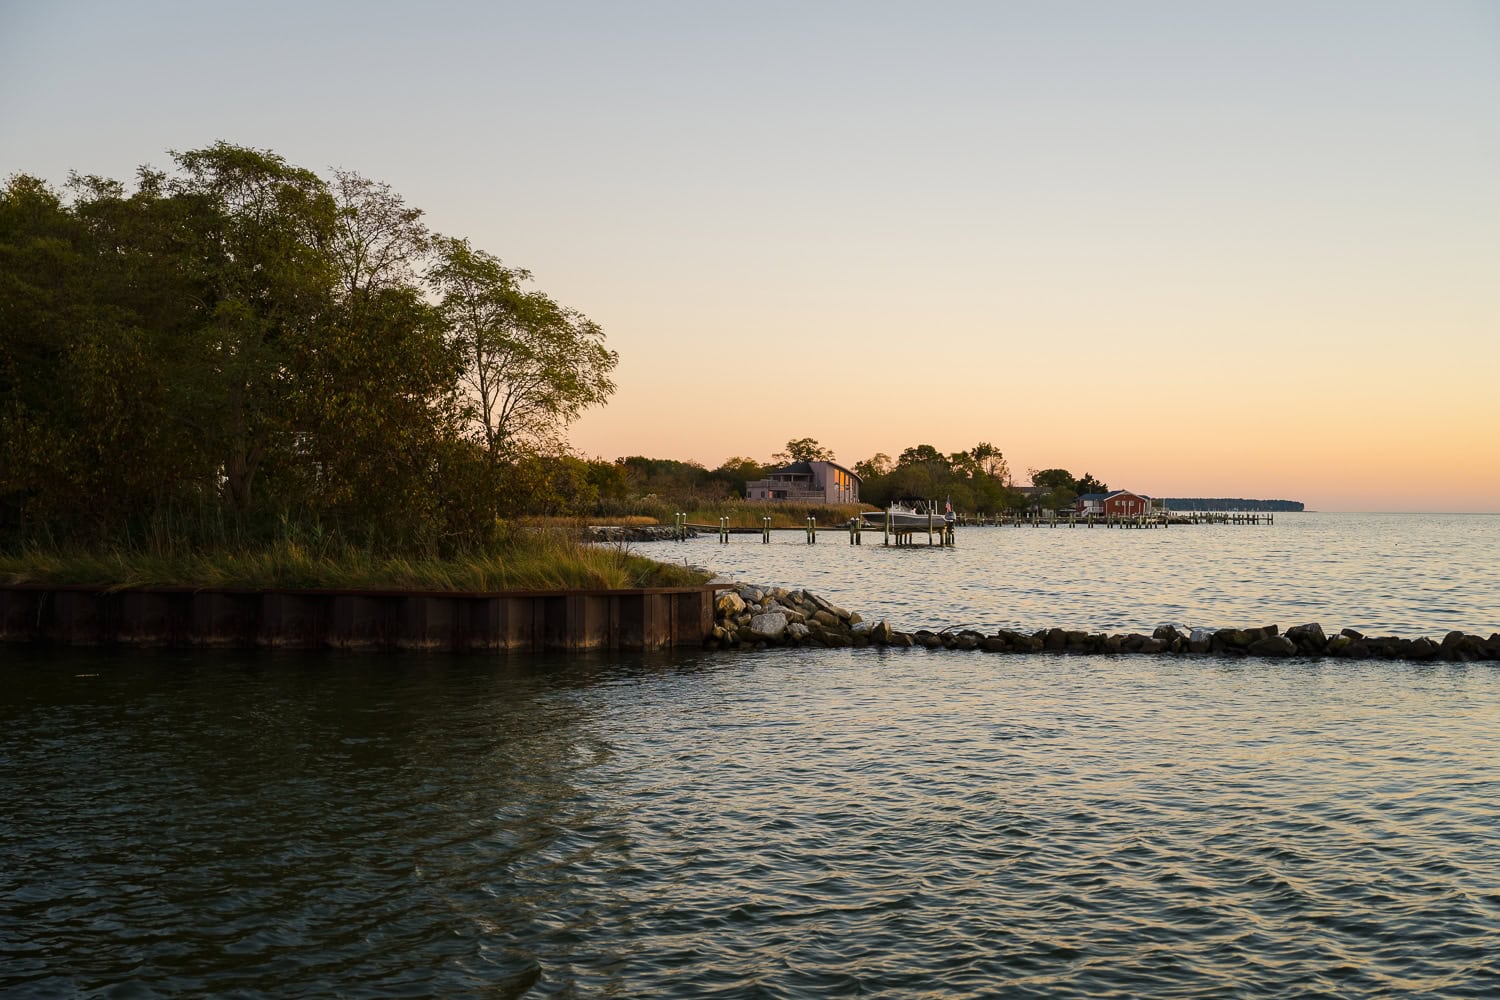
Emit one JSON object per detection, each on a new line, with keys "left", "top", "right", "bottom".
{"left": 0, "top": 529, "right": 707, "bottom": 591}
{"left": 429, "top": 237, "right": 617, "bottom": 459}
{"left": 771, "top": 437, "right": 835, "bottom": 464}
{"left": 859, "top": 443, "right": 1026, "bottom": 514}
{"left": 852, "top": 453, "right": 892, "bottom": 480}
{"left": 0, "top": 144, "right": 619, "bottom": 561}
{"left": 1024, "top": 468, "right": 1110, "bottom": 512}
{"left": 1075, "top": 472, "right": 1108, "bottom": 496}
{"left": 1028, "top": 468, "right": 1077, "bottom": 492}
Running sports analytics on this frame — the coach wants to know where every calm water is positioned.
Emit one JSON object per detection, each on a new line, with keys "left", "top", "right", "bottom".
{"left": 4, "top": 513, "right": 1500, "bottom": 997}
{"left": 686, "top": 512, "right": 1500, "bottom": 636}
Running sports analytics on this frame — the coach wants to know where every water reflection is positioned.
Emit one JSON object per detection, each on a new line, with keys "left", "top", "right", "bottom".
{"left": 4, "top": 641, "right": 1500, "bottom": 997}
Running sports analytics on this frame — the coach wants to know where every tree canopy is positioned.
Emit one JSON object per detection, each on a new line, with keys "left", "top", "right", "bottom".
{"left": 0, "top": 144, "right": 616, "bottom": 552}
{"left": 771, "top": 437, "right": 835, "bottom": 464}
{"left": 856, "top": 443, "right": 1025, "bottom": 513}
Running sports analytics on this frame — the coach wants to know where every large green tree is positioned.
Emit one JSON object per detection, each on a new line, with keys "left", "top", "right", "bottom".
{"left": 429, "top": 237, "right": 617, "bottom": 460}
{"left": 165, "top": 142, "right": 339, "bottom": 514}
{"left": 772, "top": 437, "right": 835, "bottom": 464}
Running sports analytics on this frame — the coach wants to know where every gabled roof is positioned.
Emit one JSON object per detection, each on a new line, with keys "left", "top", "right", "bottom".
{"left": 1076, "top": 489, "right": 1152, "bottom": 504}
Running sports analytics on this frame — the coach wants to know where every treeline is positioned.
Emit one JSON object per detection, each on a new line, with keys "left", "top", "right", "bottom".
{"left": 851, "top": 443, "right": 1034, "bottom": 512}
{"left": 1, "top": 144, "right": 617, "bottom": 553}
{"left": 1162, "top": 499, "right": 1305, "bottom": 512}
{"left": 608, "top": 439, "right": 1111, "bottom": 517}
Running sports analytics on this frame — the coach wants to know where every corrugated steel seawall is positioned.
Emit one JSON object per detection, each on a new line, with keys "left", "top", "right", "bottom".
{"left": 0, "top": 585, "right": 727, "bottom": 652}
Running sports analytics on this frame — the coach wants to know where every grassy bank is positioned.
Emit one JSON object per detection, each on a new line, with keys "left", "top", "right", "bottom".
{"left": 0, "top": 528, "right": 710, "bottom": 593}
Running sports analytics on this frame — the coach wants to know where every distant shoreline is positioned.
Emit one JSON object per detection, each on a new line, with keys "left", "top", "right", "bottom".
{"left": 1160, "top": 498, "right": 1304, "bottom": 512}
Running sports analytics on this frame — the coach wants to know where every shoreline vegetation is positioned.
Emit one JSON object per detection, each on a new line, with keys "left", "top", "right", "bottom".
{"left": 0, "top": 526, "right": 709, "bottom": 593}
{"left": 0, "top": 506, "right": 864, "bottom": 593}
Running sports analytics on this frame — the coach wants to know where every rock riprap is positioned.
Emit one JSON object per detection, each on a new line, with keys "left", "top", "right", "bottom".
{"left": 589, "top": 525, "right": 695, "bottom": 543}
{"left": 707, "top": 583, "right": 1500, "bottom": 661}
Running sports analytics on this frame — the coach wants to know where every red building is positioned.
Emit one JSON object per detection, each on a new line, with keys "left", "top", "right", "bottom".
{"left": 1074, "top": 490, "right": 1153, "bottom": 517}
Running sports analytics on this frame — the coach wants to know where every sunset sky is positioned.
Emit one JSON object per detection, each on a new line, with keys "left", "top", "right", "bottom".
{"left": 3, "top": 2, "right": 1497, "bottom": 511}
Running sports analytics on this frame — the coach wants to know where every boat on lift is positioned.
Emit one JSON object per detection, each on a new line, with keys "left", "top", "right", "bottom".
{"left": 860, "top": 498, "right": 956, "bottom": 530}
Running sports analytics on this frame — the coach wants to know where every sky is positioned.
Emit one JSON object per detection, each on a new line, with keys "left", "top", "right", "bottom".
{"left": 3, "top": 1, "right": 1497, "bottom": 512}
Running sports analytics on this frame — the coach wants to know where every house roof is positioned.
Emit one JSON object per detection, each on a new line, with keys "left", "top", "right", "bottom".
{"left": 767, "top": 459, "right": 861, "bottom": 482}
{"left": 1078, "top": 490, "right": 1152, "bottom": 502}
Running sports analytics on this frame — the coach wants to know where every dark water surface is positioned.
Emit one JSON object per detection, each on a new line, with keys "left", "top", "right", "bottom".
{"left": 4, "top": 644, "right": 1499, "bottom": 997}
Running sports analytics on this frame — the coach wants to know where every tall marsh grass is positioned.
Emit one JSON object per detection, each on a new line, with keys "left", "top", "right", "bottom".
{"left": 0, "top": 526, "right": 708, "bottom": 593}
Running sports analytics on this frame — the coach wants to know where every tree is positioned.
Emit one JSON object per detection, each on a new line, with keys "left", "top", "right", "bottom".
{"left": 429, "top": 237, "right": 617, "bottom": 459}
{"left": 867, "top": 444, "right": 952, "bottom": 505}
{"left": 329, "top": 169, "right": 430, "bottom": 300}
{"left": 1075, "top": 472, "right": 1108, "bottom": 496}
{"left": 1028, "top": 468, "right": 1078, "bottom": 512}
{"left": 167, "top": 142, "right": 339, "bottom": 514}
{"left": 1029, "top": 468, "right": 1077, "bottom": 492}
{"left": 968, "top": 442, "right": 1011, "bottom": 484}
{"left": 897, "top": 444, "right": 947, "bottom": 469}
{"left": 276, "top": 283, "right": 469, "bottom": 545}
{"left": 710, "top": 456, "right": 765, "bottom": 498}
{"left": 772, "top": 437, "right": 835, "bottom": 464}
{"left": 2, "top": 168, "right": 242, "bottom": 536}
{"left": 853, "top": 453, "right": 892, "bottom": 480}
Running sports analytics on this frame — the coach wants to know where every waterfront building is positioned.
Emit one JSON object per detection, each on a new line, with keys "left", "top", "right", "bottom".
{"left": 745, "top": 461, "right": 861, "bottom": 503}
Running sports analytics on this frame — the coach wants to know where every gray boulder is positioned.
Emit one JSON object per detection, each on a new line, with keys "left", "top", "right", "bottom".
{"left": 749, "top": 612, "right": 788, "bottom": 642}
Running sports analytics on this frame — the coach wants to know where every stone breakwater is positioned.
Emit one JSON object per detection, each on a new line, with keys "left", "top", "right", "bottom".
{"left": 589, "top": 525, "right": 697, "bottom": 543}
{"left": 710, "top": 582, "right": 1500, "bottom": 661}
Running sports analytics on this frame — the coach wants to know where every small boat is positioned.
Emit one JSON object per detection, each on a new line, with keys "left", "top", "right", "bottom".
{"left": 861, "top": 499, "right": 956, "bottom": 529}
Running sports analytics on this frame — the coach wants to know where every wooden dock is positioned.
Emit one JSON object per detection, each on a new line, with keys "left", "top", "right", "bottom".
{"left": 956, "top": 511, "right": 1274, "bottom": 528}
{"left": 677, "top": 508, "right": 1273, "bottom": 547}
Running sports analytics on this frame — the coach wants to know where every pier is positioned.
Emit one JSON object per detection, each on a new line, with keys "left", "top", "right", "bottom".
{"left": 956, "top": 511, "right": 1274, "bottom": 528}
{"left": 681, "top": 508, "right": 1272, "bottom": 546}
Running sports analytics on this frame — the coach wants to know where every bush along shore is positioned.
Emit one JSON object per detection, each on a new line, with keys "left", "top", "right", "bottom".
{"left": 710, "top": 583, "right": 1500, "bottom": 661}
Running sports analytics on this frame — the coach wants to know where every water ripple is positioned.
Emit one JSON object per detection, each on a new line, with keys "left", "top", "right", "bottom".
{"left": 686, "top": 512, "right": 1500, "bottom": 636}
{"left": 5, "top": 639, "right": 1500, "bottom": 997}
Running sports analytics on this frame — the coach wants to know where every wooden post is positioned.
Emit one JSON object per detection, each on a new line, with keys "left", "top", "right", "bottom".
{"left": 762, "top": 516, "right": 771, "bottom": 543}
{"left": 884, "top": 506, "right": 891, "bottom": 546}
